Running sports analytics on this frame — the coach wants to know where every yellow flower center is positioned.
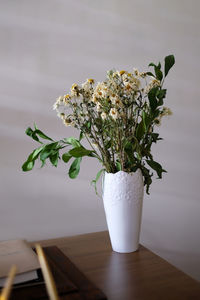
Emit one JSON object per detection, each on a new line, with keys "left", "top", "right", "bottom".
{"left": 126, "top": 84, "right": 131, "bottom": 90}
{"left": 87, "top": 78, "right": 94, "bottom": 84}
{"left": 71, "top": 83, "right": 78, "bottom": 89}
{"left": 119, "top": 70, "right": 126, "bottom": 75}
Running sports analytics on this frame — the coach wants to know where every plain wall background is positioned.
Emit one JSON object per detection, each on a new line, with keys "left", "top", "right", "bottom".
{"left": 0, "top": 0, "right": 200, "bottom": 281}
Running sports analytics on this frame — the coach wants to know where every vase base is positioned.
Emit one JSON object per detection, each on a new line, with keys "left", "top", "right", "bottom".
{"left": 112, "top": 246, "right": 139, "bottom": 253}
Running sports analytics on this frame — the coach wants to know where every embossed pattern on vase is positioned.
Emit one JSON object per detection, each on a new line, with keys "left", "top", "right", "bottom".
{"left": 103, "top": 169, "right": 144, "bottom": 207}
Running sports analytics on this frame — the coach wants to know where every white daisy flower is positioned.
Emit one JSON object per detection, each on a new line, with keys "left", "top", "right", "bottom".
{"left": 109, "top": 108, "right": 119, "bottom": 120}
{"left": 96, "top": 102, "right": 102, "bottom": 112}
{"left": 101, "top": 112, "right": 107, "bottom": 120}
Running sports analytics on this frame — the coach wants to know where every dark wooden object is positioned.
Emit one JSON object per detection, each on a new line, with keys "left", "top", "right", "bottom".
{"left": 35, "top": 231, "right": 200, "bottom": 300}
{"left": 10, "top": 246, "right": 107, "bottom": 300}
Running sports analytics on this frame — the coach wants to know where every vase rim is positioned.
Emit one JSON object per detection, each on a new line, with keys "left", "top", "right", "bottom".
{"left": 104, "top": 169, "right": 142, "bottom": 176}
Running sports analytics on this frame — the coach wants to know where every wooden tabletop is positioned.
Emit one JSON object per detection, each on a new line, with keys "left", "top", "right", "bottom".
{"left": 35, "top": 231, "right": 200, "bottom": 300}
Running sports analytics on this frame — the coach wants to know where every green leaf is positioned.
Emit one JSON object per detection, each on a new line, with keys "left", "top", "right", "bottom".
{"left": 47, "top": 142, "right": 59, "bottom": 149}
{"left": 30, "top": 146, "right": 45, "bottom": 160}
{"left": 31, "top": 131, "right": 42, "bottom": 144}
{"left": 40, "top": 149, "right": 53, "bottom": 163}
{"left": 144, "top": 113, "right": 152, "bottom": 130}
{"left": 157, "top": 89, "right": 166, "bottom": 106}
{"left": 62, "top": 152, "right": 72, "bottom": 163}
{"left": 146, "top": 72, "right": 155, "bottom": 77}
{"left": 148, "top": 62, "right": 157, "bottom": 68}
{"left": 148, "top": 87, "right": 159, "bottom": 111}
{"left": 158, "top": 89, "right": 166, "bottom": 99}
{"left": 63, "top": 137, "right": 80, "bottom": 147}
{"left": 69, "top": 147, "right": 94, "bottom": 158}
{"left": 49, "top": 152, "right": 59, "bottom": 167}
{"left": 152, "top": 109, "right": 160, "bottom": 119}
{"left": 157, "top": 98, "right": 163, "bottom": 106}
{"left": 22, "top": 160, "right": 35, "bottom": 171}
{"left": 155, "top": 67, "right": 163, "bottom": 81}
{"left": 34, "top": 123, "right": 38, "bottom": 130}
{"left": 34, "top": 129, "right": 53, "bottom": 141}
{"left": 39, "top": 142, "right": 58, "bottom": 166}
{"left": 142, "top": 111, "right": 147, "bottom": 132}
{"left": 25, "top": 126, "right": 53, "bottom": 144}
{"left": 135, "top": 151, "right": 141, "bottom": 161}
{"left": 86, "top": 121, "right": 91, "bottom": 130}
{"left": 24, "top": 146, "right": 45, "bottom": 163}
{"left": 145, "top": 173, "right": 152, "bottom": 195}
{"left": 151, "top": 133, "right": 162, "bottom": 143}
{"left": 25, "top": 127, "right": 34, "bottom": 137}
{"left": 79, "top": 131, "right": 84, "bottom": 141}
{"left": 91, "top": 168, "right": 105, "bottom": 195}
{"left": 140, "top": 166, "right": 153, "bottom": 195}
{"left": 131, "top": 165, "right": 139, "bottom": 173}
{"left": 116, "top": 161, "right": 122, "bottom": 171}
{"left": 164, "top": 55, "right": 175, "bottom": 77}
{"left": 105, "top": 140, "right": 111, "bottom": 150}
{"left": 22, "top": 146, "right": 44, "bottom": 172}
{"left": 124, "top": 141, "right": 136, "bottom": 163}
{"left": 124, "top": 141, "right": 136, "bottom": 152}
{"left": 68, "top": 157, "right": 82, "bottom": 179}
{"left": 136, "top": 120, "right": 145, "bottom": 141}
{"left": 146, "top": 160, "right": 167, "bottom": 178}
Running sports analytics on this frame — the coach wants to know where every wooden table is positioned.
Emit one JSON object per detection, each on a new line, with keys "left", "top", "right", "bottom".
{"left": 36, "top": 231, "right": 200, "bottom": 300}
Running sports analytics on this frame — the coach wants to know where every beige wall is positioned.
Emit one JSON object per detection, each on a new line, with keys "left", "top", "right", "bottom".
{"left": 0, "top": 0, "right": 200, "bottom": 281}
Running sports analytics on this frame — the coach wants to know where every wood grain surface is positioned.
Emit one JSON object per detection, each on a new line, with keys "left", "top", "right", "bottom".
{"left": 33, "top": 231, "right": 200, "bottom": 300}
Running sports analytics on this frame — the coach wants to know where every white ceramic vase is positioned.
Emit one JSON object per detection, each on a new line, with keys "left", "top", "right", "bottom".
{"left": 102, "top": 169, "right": 144, "bottom": 253}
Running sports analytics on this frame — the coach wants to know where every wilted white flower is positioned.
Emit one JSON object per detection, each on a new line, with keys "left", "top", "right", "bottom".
{"left": 109, "top": 108, "right": 119, "bottom": 120}
{"left": 110, "top": 96, "right": 117, "bottom": 104}
{"left": 92, "top": 95, "right": 98, "bottom": 103}
{"left": 71, "top": 83, "right": 80, "bottom": 97}
{"left": 133, "top": 68, "right": 139, "bottom": 76}
{"left": 162, "top": 107, "right": 172, "bottom": 116}
{"left": 139, "top": 72, "right": 147, "bottom": 78}
{"left": 53, "top": 102, "right": 59, "bottom": 110}
{"left": 145, "top": 79, "right": 161, "bottom": 94}
{"left": 110, "top": 96, "right": 123, "bottom": 108}
{"left": 63, "top": 94, "right": 71, "bottom": 106}
{"left": 112, "top": 71, "right": 120, "bottom": 78}
{"left": 101, "top": 112, "right": 107, "bottom": 120}
{"left": 133, "top": 68, "right": 146, "bottom": 78}
{"left": 59, "top": 113, "right": 66, "bottom": 120}
{"left": 63, "top": 118, "right": 75, "bottom": 127}
{"left": 82, "top": 81, "right": 92, "bottom": 93}
{"left": 55, "top": 96, "right": 64, "bottom": 105}
{"left": 94, "top": 82, "right": 108, "bottom": 99}
{"left": 91, "top": 142, "right": 98, "bottom": 148}
{"left": 87, "top": 78, "right": 94, "bottom": 84}
{"left": 154, "top": 107, "right": 172, "bottom": 127}
{"left": 96, "top": 102, "right": 102, "bottom": 112}
{"left": 154, "top": 118, "right": 161, "bottom": 126}
{"left": 122, "top": 74, "right": 141, "bottom": 91}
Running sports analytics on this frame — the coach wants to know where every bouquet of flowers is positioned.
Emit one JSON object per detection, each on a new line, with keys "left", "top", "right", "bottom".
{"left": 22, "top": 55, "right": 175, "bottom": 194}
